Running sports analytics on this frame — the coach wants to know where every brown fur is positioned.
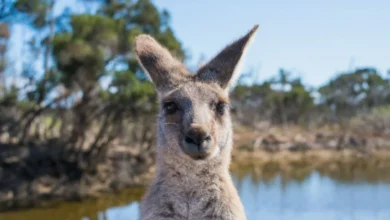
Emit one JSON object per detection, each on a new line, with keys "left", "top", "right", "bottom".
{"left": 135, "top": 25, "right": 258, "bottom": 220}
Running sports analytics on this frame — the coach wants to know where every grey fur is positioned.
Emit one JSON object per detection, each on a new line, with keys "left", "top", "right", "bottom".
{"left": 135, "top": 25, "right": 258, "bottom": 220}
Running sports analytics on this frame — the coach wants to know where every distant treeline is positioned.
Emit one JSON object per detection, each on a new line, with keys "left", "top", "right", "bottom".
{"left": 0, "top": 0, "right": 389, "bottom": 169}
{"left": 231, "top": 68, "right": 390, "bottom": 127}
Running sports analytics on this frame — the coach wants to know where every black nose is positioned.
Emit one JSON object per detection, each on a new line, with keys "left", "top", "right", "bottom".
{"left": 183, "top": 128, "right": 212, "bottom": 154}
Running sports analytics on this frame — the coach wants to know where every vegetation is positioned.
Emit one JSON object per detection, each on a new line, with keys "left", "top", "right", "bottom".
{"left": 0, "top": 0, "right": 389, "bottom": 211}
{"left": 0, "top": 0, "right": 185, "bottom": 169}
{"left": 232, "top": 68, "right": 390, "bottom": 128}
{"left": 349, "top": 105, "right": 390, "bottom": 135}
{"left": 0, "top": 0, "right": 182, "bottom": 209}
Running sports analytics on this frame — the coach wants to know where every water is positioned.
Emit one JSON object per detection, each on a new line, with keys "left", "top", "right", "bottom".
{"left": 235, "top": 172, "right": 390, "bottom": 220}
{"left": 2, "top": 162, "right": 390, "bottom": 220}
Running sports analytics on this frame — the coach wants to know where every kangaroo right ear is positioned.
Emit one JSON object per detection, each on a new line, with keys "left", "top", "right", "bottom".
{"left": 135, "top": 35, "right": 190, "bottom": 92}
{"left": 196, "top": 25, "right": 258, "bottom": 90}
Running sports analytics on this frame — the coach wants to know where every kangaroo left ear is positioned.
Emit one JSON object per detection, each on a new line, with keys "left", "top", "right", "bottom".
{"left": 196, "top": 25, "right": 259, "bottom": 90}
{"left": 134, "top": 34, "right": 191, "bottom": 93}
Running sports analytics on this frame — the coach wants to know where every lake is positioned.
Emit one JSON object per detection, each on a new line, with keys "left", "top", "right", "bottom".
{"left": 1, "top": 161, "right": 390, "bottom": 220}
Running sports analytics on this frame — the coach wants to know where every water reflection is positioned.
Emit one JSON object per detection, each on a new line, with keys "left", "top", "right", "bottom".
{"left": 2, "top": 160, "right": 390, "bottom": 220}
{"left": 0, "top": 188, "right": 144, "bottom": 220}
{"left": 234, "top": 172, "right": 390, "bottom": 220}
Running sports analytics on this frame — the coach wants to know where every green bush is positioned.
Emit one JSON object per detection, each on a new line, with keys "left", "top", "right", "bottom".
{"left": 350, "top": 105, "right": 390, "bottom": 135}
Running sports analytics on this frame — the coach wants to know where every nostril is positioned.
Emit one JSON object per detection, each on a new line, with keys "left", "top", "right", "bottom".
{"left": 185, "top": 136, "right": 196, "bottom": 145}
{"left": 184, "top": 128, "right": 212, "bottom": 148}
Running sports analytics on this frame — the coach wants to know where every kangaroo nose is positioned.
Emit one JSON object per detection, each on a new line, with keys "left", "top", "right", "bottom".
{"left": 184, "top": 128, "right": 212, "bottom": 154}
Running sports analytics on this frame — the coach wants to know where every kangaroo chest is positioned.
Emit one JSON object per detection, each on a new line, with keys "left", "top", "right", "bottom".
{"left": 153, "top": 177, "right": 238, "bottom": 220}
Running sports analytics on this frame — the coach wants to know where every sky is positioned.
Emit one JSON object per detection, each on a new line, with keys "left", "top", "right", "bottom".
{"left": 153, "top": 0, "right": 390, "bottom": 87}
{"left": 6, "top": 0, "right": 390, "bottom": 88}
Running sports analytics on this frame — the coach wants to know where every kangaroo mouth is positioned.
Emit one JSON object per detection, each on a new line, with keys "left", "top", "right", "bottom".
{"left": 190, "top": 153, "right": 208, "bottom": 160}
{"left": 180, "top": 141, "right": 212, "bottom": 160}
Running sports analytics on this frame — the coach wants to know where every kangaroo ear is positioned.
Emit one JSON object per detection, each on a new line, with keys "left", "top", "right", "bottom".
{"left": 196, "top": 25, "right": 258, "bottom": 90}
{"left": 135, "top": 35, "right": 190, "bottom": 92}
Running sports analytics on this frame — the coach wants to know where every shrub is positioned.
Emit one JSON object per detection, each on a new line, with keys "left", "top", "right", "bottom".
{"left": 350, "top": 105, "right": 390, "bottom": 135}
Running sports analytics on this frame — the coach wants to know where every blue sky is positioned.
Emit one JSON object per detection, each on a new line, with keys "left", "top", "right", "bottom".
{"left": 154, "top": 0, "right": 390, "bottom": 87}
{"left": 7, "top": 0, "right": 390, "bottom": 88}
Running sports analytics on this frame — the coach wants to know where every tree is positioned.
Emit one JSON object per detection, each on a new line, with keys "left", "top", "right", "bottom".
{"left": 1, "top": 0, "right": 186, "bottom": 169}
{"left": 0, "top": 22, "right": 9, "bottom": 96}
{"left": 231, "top": 69, "right": 314, "bottom": 126}
{"left": 318, "top": 68, "right": 390, "bottom": 122}
{"left": 270, "top": 69, "right": 291, "bottom": 125}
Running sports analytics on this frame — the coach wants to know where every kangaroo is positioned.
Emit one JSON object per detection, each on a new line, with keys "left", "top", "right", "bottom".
{"left": 135, "top": 25, "right": 258, "bottom": 220}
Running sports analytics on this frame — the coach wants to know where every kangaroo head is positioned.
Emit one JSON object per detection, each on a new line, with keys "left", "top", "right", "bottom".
{"left": 135, "top": 25, "right": 258, "bottom": 161}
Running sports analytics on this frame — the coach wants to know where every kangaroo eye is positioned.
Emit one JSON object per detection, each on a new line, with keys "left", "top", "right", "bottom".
{"left": 163, "top": 102, "right": 178, "bottom": 115}
{"left": 216, "top": 102, "right": 227, "bottom": 115}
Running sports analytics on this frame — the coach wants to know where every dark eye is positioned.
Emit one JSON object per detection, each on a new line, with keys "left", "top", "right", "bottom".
{"left": 163, "top": 102, "right": 178, "bottom": 115}
{"left": 216, "top": 102, "right": 227, "bottom": 115}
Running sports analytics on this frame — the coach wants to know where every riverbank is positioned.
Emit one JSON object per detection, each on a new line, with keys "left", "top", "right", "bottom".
{"left": 0, "top": 143, "right": 154, "bottom": 212}
{"left": 1, "top": 125, "right": 390, "bottom": 212}
{"left": 232, "top": 124, "right": 390, "bottom": 152}
{"left": 231, "top": 149, "right": 390, "bottom": 184}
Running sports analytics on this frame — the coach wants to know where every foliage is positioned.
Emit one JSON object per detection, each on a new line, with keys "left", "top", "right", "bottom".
{"left": 231, "top": 67, "right": 390, "bottom": 127}
{"left": 231, "top": 69, "right": 314, "bottom": 125}
{"left": 0, "top": 0, "right": 184, "bottom": 170}
{"left": 350, "top": 105, "right": 390, "bottom": 135}
{"left": 0, "top": 22, "right": 9, "bottom": 95}
{"left": 318, "top": 68, "right": 390, "bottom": 118}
